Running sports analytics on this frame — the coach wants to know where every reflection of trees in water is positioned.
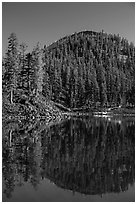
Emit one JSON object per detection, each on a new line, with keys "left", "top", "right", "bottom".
{"left": 41, "top": 117, "right": 134, "bottom": 195}
{"left": 3, "top": 120, "right": 41, "bottom": 198}
{"left": 2, "top": 117, "right": 135, "bottom": 198}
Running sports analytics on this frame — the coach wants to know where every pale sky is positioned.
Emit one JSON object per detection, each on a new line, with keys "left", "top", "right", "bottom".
{"left": 2, "top": 2, "right": 135, "bottom": 55}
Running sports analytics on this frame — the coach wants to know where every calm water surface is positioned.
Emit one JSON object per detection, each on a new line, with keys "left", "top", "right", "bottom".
{"left": 2, "top": 116, "right": 135, "bottom": 202}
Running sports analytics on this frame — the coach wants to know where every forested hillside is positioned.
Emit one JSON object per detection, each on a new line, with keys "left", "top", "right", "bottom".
{"left": 2, "top": 30, "right": 135, "bottom": 113}
{"left": 45, "top": 30, "right": 135, "bottom": 109}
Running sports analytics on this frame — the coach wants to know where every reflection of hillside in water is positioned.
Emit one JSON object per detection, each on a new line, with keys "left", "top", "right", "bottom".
{"left": 3, "top": 117, "right": 135, "bottom": 198}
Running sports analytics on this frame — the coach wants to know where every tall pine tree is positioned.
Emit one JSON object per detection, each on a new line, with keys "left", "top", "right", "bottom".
{"left": 4, "top": 33, "right": 19, "bottom": 104}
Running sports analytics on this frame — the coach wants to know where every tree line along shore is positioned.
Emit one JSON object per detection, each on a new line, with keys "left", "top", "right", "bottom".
{"left": 2, "top": 30, "right": 135, "bottom": 119}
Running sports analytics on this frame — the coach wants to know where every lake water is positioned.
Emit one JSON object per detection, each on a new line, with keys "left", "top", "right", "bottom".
{"left": 2, "top": 116, "right": 135, "bottom": 202}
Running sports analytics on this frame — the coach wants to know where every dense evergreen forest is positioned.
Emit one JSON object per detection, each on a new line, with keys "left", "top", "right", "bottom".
{"left": 2, "top": 30, "right": 135, "bottom": 115}
{"left": 2, "top": 30, "right": 135, "bottom": 201}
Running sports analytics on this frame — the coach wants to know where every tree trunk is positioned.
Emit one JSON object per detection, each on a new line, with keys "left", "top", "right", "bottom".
{"left": 9, "top": 130, "right": 12, "bottom": 147}
{"left": 10, "top": 89, "right": 13, "bottom": 104}
{"left": 54, "top": 102, "right": 71, "bottom": 112}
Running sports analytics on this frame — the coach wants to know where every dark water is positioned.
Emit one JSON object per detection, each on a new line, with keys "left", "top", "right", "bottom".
{"left": 2, "top": 116, "right": 135, "bottom": 202}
